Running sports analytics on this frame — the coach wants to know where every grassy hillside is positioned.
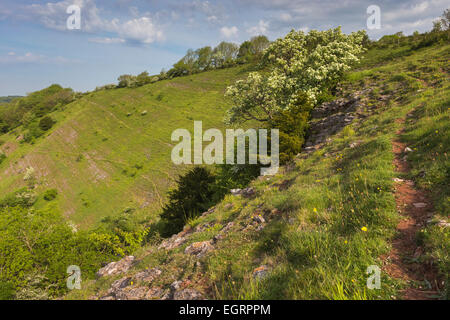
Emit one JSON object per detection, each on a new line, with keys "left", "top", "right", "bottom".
{"left": 67, "top": 42, "right": 449, "bottom": 300}
{"left": 0, "top": 65, "right": 253, "bottom": 228}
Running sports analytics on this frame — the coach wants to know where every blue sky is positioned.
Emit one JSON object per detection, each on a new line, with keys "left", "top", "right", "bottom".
{"left": 0, "top": 0, "right": 448, "bottom": 96}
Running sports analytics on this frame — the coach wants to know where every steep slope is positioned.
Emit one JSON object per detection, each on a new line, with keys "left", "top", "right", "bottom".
{"left": 67, "top": 43, "right": 449, "bottom": 300}
{"left": 0, "top": 66, "right": 251, "bottom": 228}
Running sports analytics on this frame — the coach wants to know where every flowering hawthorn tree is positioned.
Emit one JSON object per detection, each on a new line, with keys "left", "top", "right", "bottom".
{"left": 225, "top": 27, "right": 366, "bottom": 124}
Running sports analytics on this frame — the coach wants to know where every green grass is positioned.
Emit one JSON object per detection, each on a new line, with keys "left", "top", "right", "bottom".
{"left": 0, "top": 38, "right": 443, "bottom": 300}
{"left": 0, "top": 66, "right": 250, "bottom": 228}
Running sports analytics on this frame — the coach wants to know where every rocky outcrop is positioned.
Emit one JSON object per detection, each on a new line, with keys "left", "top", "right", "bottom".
{"left": 158, "top": 228, "right": 193, "bottom": 250}
{"left": 306, "top": 95, "right": 361, "bottom": 149}
{"left": 96, "top": 256, "right": 135, "bottom": 278}
{"left": 134, "top": 267, "right": 162, "bottom": 283}
{"left": 173, "top": 288, "right": 203, "bottom": 300}
{"left": 230, "top": 187, "right": 255, "bottom": 198}
{"left": 184, "top": 241, "right": 214, "bottom": 258}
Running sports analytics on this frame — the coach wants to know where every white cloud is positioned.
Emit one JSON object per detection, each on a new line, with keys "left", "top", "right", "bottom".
{"left": 247, "top": 20, "right": 269, "bottom": 35}
{"left": 117, "top": 17, "right": 164, "bottom": 43}
{"left": 24, "top": 0, "right": 164, "bottom": 45}
{"left": 384, "top": 1, "right": 430, "bottom": 21}
{"left": 0, "top": 52, "right": 76, "bottom": 64}
{"left": 207, "top": 15, "right": 219, "bottom": 23}
{"left": 280, "top": 13, "right": 293, "bottom": 22}
{"left": 220, "top": 26, "right": 238, "bottom": 38}
{"left": 88, "top": 37, "right": 125, "bottom": 44}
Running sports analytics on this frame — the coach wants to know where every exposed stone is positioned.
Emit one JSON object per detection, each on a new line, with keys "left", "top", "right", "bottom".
{"left": 437, "top": 220, "right": 450, "bottom": 228}
{"left": 252, "top": 214, "right": 266, "bottom": 224}
{"left": 413, "top": 202, "right": 427, "bottom": 208}
{"left": 158, "top": 229, "right": 193, "bottom": 250}
{"left": 230, "top": 188, "right": 242, "bottom": 195}
{"left": 115, "top": 286, "right": 148, "bottom": 300}
{"left": 242, "top": 187, "right": 256, "bottom": 198}
{"left": 231, "top": 187, "right": 255, "bottom": 198}
{"left": 110, "top": 277, "right": 132, "bottom": 292}
{"left": 404, "top": 147, "right": 413, "bottom": 152}
{"left": 170, "top": 280, "right": 183, "bottom": 292}
{"left": 134, "top": 267, "right": 162, "bottom": 283}
{"left": 212, "top": 222, "right": 235, "bottom": 243}
{"left": 349, "top": 140, "right": 363, "bottom": 149}
{"left": 195, "top": 221, "right": 215, "bottom": 232}
{"left": 224, "top": 203, "right": 234, "bottom": 210}
{"left": 145, "top": 287, "right": 167, "bottom": 300}
{"left": 173, "top": 288, "right": 203, "bottom": 300}
{"left": 252, "top": 265, "right": 270, "bottom": 280}
{"left": 96, "top": 256, "right": 135, "bottom": 278}
{"left": 201, "top": 207, "right": 215, "bottom": 217}
{"left": 184, "top": 241, "right": 214, "bottom": 258}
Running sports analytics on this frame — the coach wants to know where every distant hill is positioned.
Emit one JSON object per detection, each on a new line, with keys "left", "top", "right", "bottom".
{"left": 0, "top": 96, "right": 22, "bottom": 103}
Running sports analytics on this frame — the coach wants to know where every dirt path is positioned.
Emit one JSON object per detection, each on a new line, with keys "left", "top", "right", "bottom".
{"left": 383, "top": 119, "right": 441, "bottom": 299}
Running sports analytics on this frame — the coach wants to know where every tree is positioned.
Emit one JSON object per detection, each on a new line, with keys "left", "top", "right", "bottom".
{"left": 250, "top": 35, "right": 270, "bottom": 56}
{"left": 432, "top": 9, "right": 450, "bottom": 32}
{"left": 432, "top": 20, "right": 443, "bottom": 32}
{"left": 117, "top": 74, "right": 136, "bottom": 88}
{"left": 237, "top": 41, "right": 253, "bottom": 63}
{"left": 225, "top": 27, "right": 366, "bottom": 124}
{"left": 439, "top": 8, "right": 450, "bottom": 30}
{"left": 136, "top": 71, "right": 152, "bottom": 86}
{"left": 212, "top": 42, "right": 239, "bottom": 68}
{"left": 38, "top": 116, "right": 55, "bottom": 131}
{"left": 267, "top": 92, "right": 313, "bottom": 163}
{"left": 195, "top": 46, "right": 213, "bottom": 71}
{"left": 160, "top": 167, "right": 216, "bottom": 235}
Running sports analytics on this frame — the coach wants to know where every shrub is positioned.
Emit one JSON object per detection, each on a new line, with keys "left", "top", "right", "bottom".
{"left": 267, "top": 93, "right": 313, "bottom": 163}
{"left": 0, "top": 188, "right": 37, "bottom": 208}
{"left": 160, "top": 167, "right": 216, "bottom": 236}
{"left": 38, "top": 116, "right": 55, "bottom": 131}
{"left": 43, "top": 189, "right": 58, "bottom": 201}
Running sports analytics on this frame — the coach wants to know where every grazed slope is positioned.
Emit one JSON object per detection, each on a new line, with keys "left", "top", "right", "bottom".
{"left": 0, "top": 66, "right": 251, "bottom": 228}
{"left": 67, "top": 43, "right": 449, "bottom": 300}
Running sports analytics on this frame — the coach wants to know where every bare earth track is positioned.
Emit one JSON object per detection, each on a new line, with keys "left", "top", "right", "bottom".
{"left": 383, "top": 117, "right": 442, "bottom": 300}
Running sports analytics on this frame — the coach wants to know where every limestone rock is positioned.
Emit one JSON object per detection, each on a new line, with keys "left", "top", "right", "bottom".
{"left": 184, "top": 241, "right": 214, "bottom": 258}
{"left": 96, "top": 256, "right": 135, "bottom": 278}
{"left": 413, "top": 203, "right": 427, "bottom": 208}
{"left": 134, "top": 267, "right": 162, "bottom": 283}
{"left": 252, "top": 265, "right": 270, "bottom": 280}
{"left": 173, "top": 288, "right": 203, "bottom": 300}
